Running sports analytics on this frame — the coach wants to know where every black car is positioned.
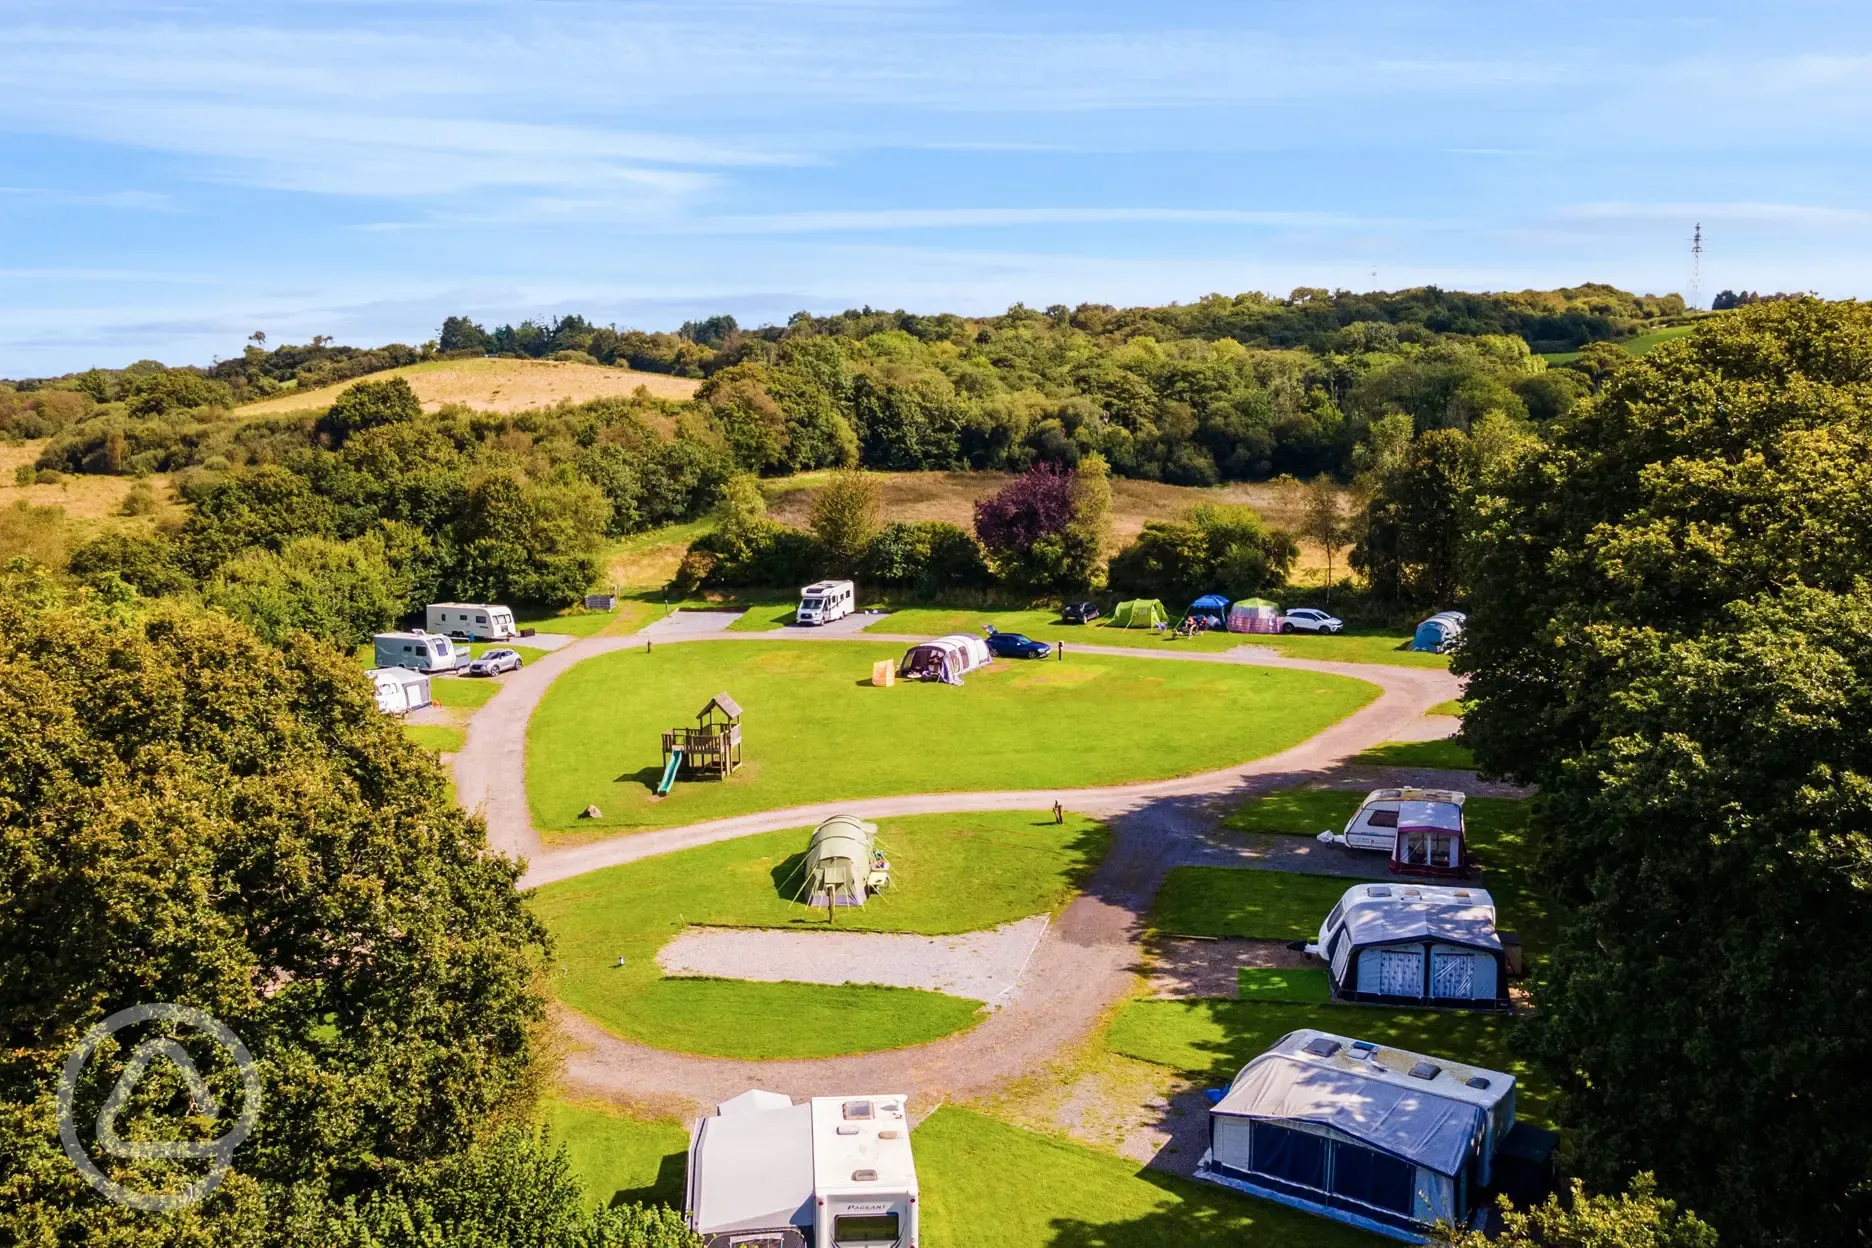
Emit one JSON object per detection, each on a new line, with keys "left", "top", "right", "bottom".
{"left": 1061, "top": 601, "right": 1101, "bottom": 625}
{"left": 985, "top": 631, "right": 1052, "bottom": 659}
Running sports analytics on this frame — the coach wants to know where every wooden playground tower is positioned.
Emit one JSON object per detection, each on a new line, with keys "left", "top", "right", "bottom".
{"left": 659, "top": 692, "right": 743, "bottom": 790}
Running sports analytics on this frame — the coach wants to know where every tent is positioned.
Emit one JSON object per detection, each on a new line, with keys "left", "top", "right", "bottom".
{"left": 897, "top": 634, "right": 991, "bottom": 685}
{"left": 796, "top": 815, "right": 884, "bottom": 907}
{"left": 1409, "top": 611, "right": 1467, "bottom": 653}
{"left": 1197, "top": 1028, "right": 1517, "bottom": 1239}
{"left": 1188, "top": 594, "right": 1231, "bottom": 629}
{"left": 1312, "top": 883, "right": 1506, "bottom": 1010}
{"left": 1109, "top": 599, "right": 1168, "bottom": 629}
{"left": 1228, "top": 598, "right": 1281, "bottom": 634}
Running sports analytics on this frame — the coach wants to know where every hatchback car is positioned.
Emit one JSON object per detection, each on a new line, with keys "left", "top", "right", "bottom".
{"left": 1060, "top": 601, "right": 1101, "bottom": 625}
{"left": 984, "top": 631, "right": 1052, "bottom": 659}
{"left": 467, "top": 648, "right": 524, "bottom": 676}
{"left": 1278, "top": 608, "right": 1344, "bottom": 634}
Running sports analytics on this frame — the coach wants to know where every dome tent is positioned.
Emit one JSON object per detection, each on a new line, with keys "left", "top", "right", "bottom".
{"left": 1410, "top": 611, "right": 1466, "bottom": 653}
{"left": 793, "top": 815, "right": 886, "bottom": 907}
{"left": 1109, "top": 599, "right": 1168, "bottom": 629}
{"left": 1228, "top": 598, "right": 1281, "bottom": 634}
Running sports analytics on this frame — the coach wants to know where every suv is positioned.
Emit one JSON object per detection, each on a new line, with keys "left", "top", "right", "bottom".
{"left": 1279, "top": 607, "right": 1343, "bottom": 634}
{"left": 1060, "top": 602, "right": 1101, "bottom": 625}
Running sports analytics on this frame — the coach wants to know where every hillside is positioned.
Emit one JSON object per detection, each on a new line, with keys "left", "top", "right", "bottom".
{"left": 236, "top": 357, "right": 700, "bottom": 415}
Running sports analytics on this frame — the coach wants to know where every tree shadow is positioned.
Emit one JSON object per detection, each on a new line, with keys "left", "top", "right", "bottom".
{"left": 609, "top": 1148, "right": 687, "bottom": 1210}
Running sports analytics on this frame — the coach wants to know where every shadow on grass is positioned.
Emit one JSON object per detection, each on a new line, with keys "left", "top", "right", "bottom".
{"left": 610, "top": 1149, "right": 686, "bottom": 1210}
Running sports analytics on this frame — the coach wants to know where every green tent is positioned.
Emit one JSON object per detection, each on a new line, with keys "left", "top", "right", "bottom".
{"left": 1109, "top": 598, "right": 1168, "bottom": 629}
{"left": 796, "top": 814, "right": 882, "bottom": 907}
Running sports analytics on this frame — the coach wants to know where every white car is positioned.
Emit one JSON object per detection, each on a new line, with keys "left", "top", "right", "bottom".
{"left": 1279, "top": 608, "right": 1343, "bottom": 634}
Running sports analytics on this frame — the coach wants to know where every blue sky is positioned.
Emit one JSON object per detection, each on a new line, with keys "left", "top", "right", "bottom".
{"left": 1, "top": 0, "right": 1869, "bottom": 375}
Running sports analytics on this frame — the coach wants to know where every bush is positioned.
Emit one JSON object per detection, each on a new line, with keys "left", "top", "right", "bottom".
{"left": 318, "top": 377, "right": 422, "bottom": 445}
{"left": 1109, "top": 504, "right": 1298, "bottom": 603}
{"left": 119, "top": 480, "right": 157, "bottom": 516}
{"left": 862, "top": 521, "right": 993, "bottom": 595}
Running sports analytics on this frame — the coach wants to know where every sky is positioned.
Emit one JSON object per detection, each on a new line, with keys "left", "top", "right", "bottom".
{"left": 1, "top": 0, "right": 1869, "bottom": 376}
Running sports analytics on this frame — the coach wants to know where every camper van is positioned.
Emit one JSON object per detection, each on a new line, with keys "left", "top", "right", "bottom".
{"left": 373, "top": 630, "right": 465, "bottom": 674}
{"left": 1323, "top": 788, "right": 1466, "bottom": 854}
{"left": 425, "top": 602, "right": 518, "bottom": 641}
{"left": 795, "top": 580, "right": 855, "bottom": 626}
{"left": 686, "top": 1091, "right": 918, "bottom": 1248}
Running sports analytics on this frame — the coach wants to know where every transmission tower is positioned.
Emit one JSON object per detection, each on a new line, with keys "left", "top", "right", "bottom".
{"left": 1690, "top": 222, "right": 1703, "bottom": 310}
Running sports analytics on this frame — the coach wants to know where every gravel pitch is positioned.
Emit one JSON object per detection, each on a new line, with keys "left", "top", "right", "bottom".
{"left": 655, "top": 916, "right": 1051, "bottom": 1006}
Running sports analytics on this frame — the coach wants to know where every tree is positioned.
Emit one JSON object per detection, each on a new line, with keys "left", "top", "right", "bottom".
{"left": 809, "top": 470, "right": 881, "bottom": 575}
{"left": 1435, "top": 1175, "right": 1716, "bottom": 1248}
{"left": 1458, "top": 300, "right": 1872, "bottom": 1247}
{"left": 1059, "top": 450, "right": 1114, "bottom": 592}
{"left": 438, "top": 316, "right": 493, "bottom": 353}
{"left": 319, "top": 377, "right": 422, "bottom": 446}
{"left": 1107, "top": 504, "right": 1298, "bottom": 603}
{"left": 0, "top": 578, "right": 551, "bottom": 1242}
{"left": 204, "top": 533, "right": 406, "bottom": 648}
{"left": 1287, "top": 476, "right": 1351, "bottom": 603}
{"left": 1351, "top": 427, "right": 1476, "bottom": 607}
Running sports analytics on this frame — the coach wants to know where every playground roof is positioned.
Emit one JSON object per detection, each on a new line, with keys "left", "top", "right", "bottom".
{"left": 702, "top": 692, "right": 743, "bottom": 720}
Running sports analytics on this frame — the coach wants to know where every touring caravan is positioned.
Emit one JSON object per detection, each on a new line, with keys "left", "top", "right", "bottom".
{"left": 796, "top": 580, "right": 856, "bottom": 626}
{"left": 686, "top": 1091, "right": 918, "bottom": 1248}
{"left": 1307, "top": 882, "right": 1507, "bottom": 1010}
{"left": 373, "top": 630, "right": 465, "bottom": 674}
{"left": 425, "top": 602, "right": 518, "bottom": 641}
{"left": 1321, "top": 788, "right": 1467, "bottom": 855}
{"left": 367, "top": 667, "right": 432, "bottom": 716}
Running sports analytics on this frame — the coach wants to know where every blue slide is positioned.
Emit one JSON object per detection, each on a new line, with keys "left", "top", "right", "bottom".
{"left": 655, "top": 750, "right": 683, "bottom": 796}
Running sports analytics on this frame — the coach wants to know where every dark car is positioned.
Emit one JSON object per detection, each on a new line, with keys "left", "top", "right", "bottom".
{"left": 1060, "top": 601, "right": 1101, "bottom": 625}
{"left": 985, "top": 630, "right": 1052, "bottom": 659}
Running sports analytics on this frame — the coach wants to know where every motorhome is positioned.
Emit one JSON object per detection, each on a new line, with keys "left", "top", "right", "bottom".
{"left": 373, "top": 630, "right": 465, "bottom": 674}
{"left": 1321, "top": 788, "right": 1466, "bottom": 854}
{"left": 425, "top": 602, "right": 518, "bottom": 641}
{"left": 686, "top": 1090, "right": 918, "bottom": 1248}
{"left": 796, "top": 580, "right": 856, "bottom": 626}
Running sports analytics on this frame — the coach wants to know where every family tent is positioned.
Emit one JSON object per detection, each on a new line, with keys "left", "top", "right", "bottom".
{"left": 1228, "top": 598, "right": 1282, "bottom": 634}
{"left": 897, "top": 633, "right": 991, "bottom": 685}
{"left": 794, "top": 815, "right": 886, "bottom": 907}
{"left": 1309, "top": 882, "right": 1507, "bottom": 1010}
{"left": 1409, "top": 611, "right": 1467, "bottom": 653}
{"left": 1188, "top": 594, "right": 1231, "bottom": 629}
{"left": 1109, "top": 598, "right": 1168, "bottom": 630}
{"left": 1197, "top": 1028, "right": 1520, "bottom": 1241}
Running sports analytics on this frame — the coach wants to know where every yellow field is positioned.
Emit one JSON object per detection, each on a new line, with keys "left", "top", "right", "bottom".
{"left": 1, "top": 441, "right": 185, "bottom": 525}
{"left": 235, "top": 357, "right": 701, "bottom": 416}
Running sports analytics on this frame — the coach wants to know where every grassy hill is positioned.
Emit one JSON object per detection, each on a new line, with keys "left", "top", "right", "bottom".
{"left": 1542, "top": 320, "right": 1703, "bottom": 365}
{"left": 236, "top": 356, "right": 700, "bottom": 415}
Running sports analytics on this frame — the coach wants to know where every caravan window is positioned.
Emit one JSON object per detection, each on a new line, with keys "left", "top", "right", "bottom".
{"left": 832, "top": 1213, "right": 899, "bottom": 1246}
{"left": 476, "top": 615, "right": 487, "bottom": 624}
{"left": 1250, "top": 1122, "right": 1328, "bottom": 1191}
{"left": 1329, "top": 1142, "right": 1415, "bottom": 1215}
{"left": 1366, "top": 809, "right": 1399, "bottom": 828}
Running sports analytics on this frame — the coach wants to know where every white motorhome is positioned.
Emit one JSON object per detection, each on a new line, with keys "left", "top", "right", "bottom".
{"left": 373, "top": 630, "right": 464, "bottom": 674}
{"left": 1321, "top": 788, "right": 1466, "bottom": 854}
{"left": 796, "top": 580, "right": 855, "bottom": 626}
{"left": 425, "top": 602, "right": 518, "bottom": 641}
{"left": 686, "top": 1090, "right": 918, "bottom": 1248}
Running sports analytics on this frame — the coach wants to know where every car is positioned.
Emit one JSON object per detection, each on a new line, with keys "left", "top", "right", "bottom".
{"left": 1060, "top": 601, "right": 1101, "bottom": 625}
{"left": 467, "top": 648, "right": 523, "bottom": 676}
{"left": 984, "top": 630, "right": 1052, "bottom": 659}
{"left": 1278, "top": 608, "right": 1343, "bottom": 634}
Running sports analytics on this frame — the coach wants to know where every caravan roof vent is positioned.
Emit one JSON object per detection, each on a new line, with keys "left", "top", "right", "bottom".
{"left": 841, "top": 1101, "right": 874, "bottom": 1121}
{"left": 1452, "top": 890, "right": 1472, "bottom": 899}
{"left": 836, "top": 1125, "right": 860, "bottom": 1135}
{"left": 1365, "top": 886, "right": 1392, "bottom": 898}
{"left": 1400, "top": 888, "right": 1422, "bottom": 898}
{"left": 1302, "top": 1038, "right": 1343, "bottom": 1058}
{"left": 851, "top": 1169, "right": 878, "bottom": 1182}
{"left": 1408, "top": 1061, "right": 1441, "bottom": 1080}
{"left": 1350, "top": 1040, "right": 1378, "bottom": 1055}
{"left": 1465, "top": 1076, "right": 1492, "bottom": 1090}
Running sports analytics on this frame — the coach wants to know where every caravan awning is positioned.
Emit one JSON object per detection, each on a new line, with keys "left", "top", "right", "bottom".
{"left": 690, "top": 1101, "right": 814, "bottom": 1235}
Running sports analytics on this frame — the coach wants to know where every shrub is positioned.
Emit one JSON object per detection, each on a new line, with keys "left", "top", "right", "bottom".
{"left": 119, "top": 480, "right": 157, "bottom": 516}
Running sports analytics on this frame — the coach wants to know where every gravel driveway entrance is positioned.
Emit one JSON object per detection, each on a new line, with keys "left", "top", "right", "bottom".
{"left": 655, "top": 915, "right": 1050, "bottom": 1006}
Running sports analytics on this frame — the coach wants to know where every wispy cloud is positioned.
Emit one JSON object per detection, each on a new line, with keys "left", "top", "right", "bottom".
{"left": 1560, "top": 201, "right": 1872, "bottom": 227}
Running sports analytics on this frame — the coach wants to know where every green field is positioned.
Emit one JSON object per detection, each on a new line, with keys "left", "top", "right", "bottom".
{"left": 1107, "top": 1000, "right": 1556, "bottom": 1129}
{"left": 527, "top": 640, "right": 1378, "bottom": 836}
{"left": 1220, "top": 788, "right": 1370, "bottom": 838}
{"left": 516, "top": 608, "right": 619, "bottom": 637}
{"left": 1540, "top": 322, "right": 1700, "bottom": 365}
{"left": 1152, "top": 867, "right": 1360, "bottom": 941}
{"left": 545, "top": 1099, "right": 688, "bottom": 1209}
{"left": 428, "top": 675, "right": 499, "bottom": 709}
{"left": 876, "top": 607, "right": 1448, "bottom": 668}
{"left": 1351, "top": 737, "right": 1475, "bottom": 769}
{"left": 530, "top": 811, "right": 1108, "bottom": 1059}
{"left": 915, "top": 1107, "right": 1377, "bottom": 1247}
{"left": 403, "top": 723, "right": 466, "bottom": 754}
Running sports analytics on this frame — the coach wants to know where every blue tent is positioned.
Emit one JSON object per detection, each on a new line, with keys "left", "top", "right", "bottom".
{"left": 1188, "top": 594, "right": 1231, "bottom": 628}
{"left": 1410, "top": 611, "right": 1467, "bottom": 653}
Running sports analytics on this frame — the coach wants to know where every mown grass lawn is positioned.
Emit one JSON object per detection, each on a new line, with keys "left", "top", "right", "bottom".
{"left": 1352, "top": 738, "right": 1476, "bottom": 769}
{"left": 403, "top": 723, "right": 465, "bottom": 754}
{"left": 1106, "top": 1000, "right": 1557, "bottom": 1130}
{"left": 914, "top": 1107, "right": 1379, "bottom": 1247}
{"left": 427, "top": 675, "right": 499, "bottom": 710}
{"left": 527, "top": 640, "right": 1377, "bottom": 836}
{"left": 878, "top": 606, "right": 1448, "bottom": 669}
{"left": 1152, "top": 868, "right": 1357, "bottom": 941}
{"left": 530, "top": 811, "right": 1109, "bottom": 1060}
{"left": 544, "top": 1099, "right": 689, "bottom": 1209}
{"left": 1426, "top": 699, "right": 1467, "bottom": 717}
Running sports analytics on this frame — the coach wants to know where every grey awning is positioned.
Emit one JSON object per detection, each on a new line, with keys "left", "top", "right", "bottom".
{"left": 690, "top": 1101, "right": 813, "bottom": 1235}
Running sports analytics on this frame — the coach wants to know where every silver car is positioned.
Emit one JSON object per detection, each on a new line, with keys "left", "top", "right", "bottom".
{"left": 467, "top": 648, "right": 523, "bottom": 676}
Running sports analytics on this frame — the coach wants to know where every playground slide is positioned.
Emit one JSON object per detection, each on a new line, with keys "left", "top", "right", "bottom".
{"left": 655, "top": 750, "right": 683, "bottom": 796}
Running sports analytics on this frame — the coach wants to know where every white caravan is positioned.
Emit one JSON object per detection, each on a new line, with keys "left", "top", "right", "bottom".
{"left": 1320, "top": 787, "right": 1467, "bottom": 853}
{"left": 366, "top": 667, "right": 432, "bottom": 715}
{"left": 686, "top": 1091, "right": 918, "bottom": 1248}
{"left": 373, "top": 630, "right": 464, "bottom": 674}
{"left": 796, "top": 580, "right": 856, "bottom": 626}
{"left": 425, "top": 602, "right": 518, "bottom": 641}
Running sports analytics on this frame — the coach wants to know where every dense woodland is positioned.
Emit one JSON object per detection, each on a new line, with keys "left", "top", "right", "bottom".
{"left": 8, "top": 292, "right": 1871, "bottom": 1246}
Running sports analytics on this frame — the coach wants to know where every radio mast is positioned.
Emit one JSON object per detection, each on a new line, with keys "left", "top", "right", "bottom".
{"left": 1690, "top": 222, "right": 1703, "bottom": 310}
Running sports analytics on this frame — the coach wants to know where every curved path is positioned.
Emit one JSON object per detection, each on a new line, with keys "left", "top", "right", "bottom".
{"left": 450, "top": 613, "right": 1463, "bottom": 1116}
